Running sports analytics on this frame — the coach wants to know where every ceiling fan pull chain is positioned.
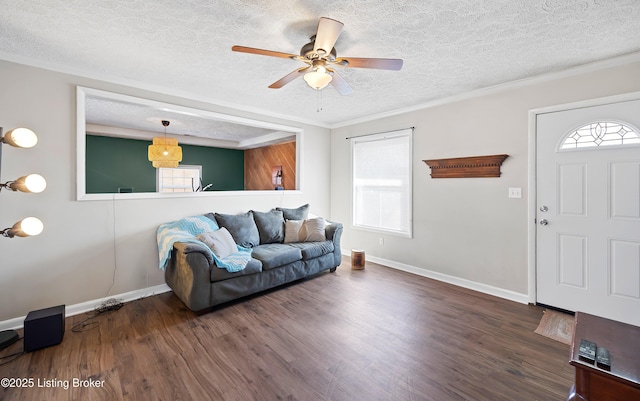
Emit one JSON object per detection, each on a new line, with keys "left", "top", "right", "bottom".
{"left": 316, "top": 89, "right": 323, "bottom": 112}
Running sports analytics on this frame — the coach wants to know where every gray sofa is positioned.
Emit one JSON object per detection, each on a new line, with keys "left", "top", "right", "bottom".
{"left": 164, "top": 205, "right": 343, "bottom": 311}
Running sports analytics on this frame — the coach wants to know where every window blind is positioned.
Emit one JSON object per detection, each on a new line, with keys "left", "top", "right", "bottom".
{"left": 351, "top": 128, "right": 412, "bottom": 237}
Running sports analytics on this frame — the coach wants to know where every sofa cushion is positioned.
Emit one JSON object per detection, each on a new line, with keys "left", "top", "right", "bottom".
{"left": 213, "top": 212, "right": 260, "bottom": 248}
{"left": 251, "top": 244, "right": 302, "bottom": 270}
{"left": 251, "top": 210, "right": 285, "bottom": 244}
{"left": 287, "top": 241, "right": 335, "bottom": 260}
{"left": 276, "top": 204, "right": 309, "bottom": 220}
{"left": 210, "top": 257, "right": 262, "bottom": 282}
{"left": 197, "top": 227, "right": 237, "bottom": 259}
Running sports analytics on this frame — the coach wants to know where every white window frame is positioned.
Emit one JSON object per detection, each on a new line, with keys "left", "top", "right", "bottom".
{"left": 351, "top": 128, "right": 413, "bottom": 238}
{"left": 156, "top": 165, "right": 202, "bottom": 193}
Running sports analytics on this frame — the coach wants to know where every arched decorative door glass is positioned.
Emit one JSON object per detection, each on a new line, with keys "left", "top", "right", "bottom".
{"left": 559, "top": 121, "right": 640, "bottom": 150}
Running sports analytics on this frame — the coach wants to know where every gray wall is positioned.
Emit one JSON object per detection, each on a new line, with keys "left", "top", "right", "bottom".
{"left": 330, "top": 59, "right": 640, "bottom": 299}
{"left": 0, "top": 60, "right": 331, "bottom": 323}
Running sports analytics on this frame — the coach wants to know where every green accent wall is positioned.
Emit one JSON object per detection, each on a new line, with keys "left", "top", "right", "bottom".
{"left": 86, "top": 135, "right": 244, "bottom": 193}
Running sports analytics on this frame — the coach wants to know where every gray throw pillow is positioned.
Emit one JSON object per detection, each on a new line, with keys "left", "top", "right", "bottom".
{"left": 284, "top": 220, "right": 305, "bottom": 243}
{"left": 284, "top": 218, "right": 326, "bottom": 243}
{"left": 276, "top": 204, "right": 309, "bottom": 220}
{"left": 213, "top": 212, "right": 260, "bottom": 248}
{"left": 303, "top": 217, "right": 326, "bottom": 242}
{"left": 251, "top": 210, "right": 285, "bottom": 244}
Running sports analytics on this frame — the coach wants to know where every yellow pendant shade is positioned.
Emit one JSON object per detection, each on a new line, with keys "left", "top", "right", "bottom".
{"left": 148, "top": 137, "right": 182, "bottom": 168}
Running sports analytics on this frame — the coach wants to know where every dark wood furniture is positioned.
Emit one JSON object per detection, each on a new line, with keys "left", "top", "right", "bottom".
{"left": 568, "top": 312, "right": 640, "bottom": 401}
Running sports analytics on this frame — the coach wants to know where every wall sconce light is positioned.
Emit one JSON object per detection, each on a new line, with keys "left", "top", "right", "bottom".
{"left": 1, "top": 127, "right": 38, "bottom": 148}
{"left": 1, "top": 126, "right": 45, "bottom": 239}
{"left": 0, "top": 174, "right": 47, "bottom": 193}
{"left": 1, "top": 217, "right": 44, "bottom": 238}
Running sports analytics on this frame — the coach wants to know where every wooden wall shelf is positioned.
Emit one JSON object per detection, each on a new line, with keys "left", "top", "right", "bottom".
{"left": 423, "top": 154, "right": 508, "bottom": 178}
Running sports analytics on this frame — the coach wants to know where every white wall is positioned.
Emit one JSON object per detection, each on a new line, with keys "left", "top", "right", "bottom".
{"left": 0, "top": 60, "right": 331, "bottom": 323}
{"left": 3, "top": 57, "right": 639, "bottom": 324}
{"left": 331, "top": 60, "right": 640, "bottom": 299}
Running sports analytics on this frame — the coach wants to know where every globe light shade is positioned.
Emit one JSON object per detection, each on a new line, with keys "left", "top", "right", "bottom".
{"left": 303, "top": 70, "right": 333, "bottom": 90}
{"left": 11, "top": 217, "right": 44, "bottom": 237}
{"left": 2, "top": 128, "right": 38, "bottom": 148}
{"left": 10, "top": 174, "right": 47, "bottom": 193}
{"left": 148, "top": 137, "right": 182, "bottom": 168}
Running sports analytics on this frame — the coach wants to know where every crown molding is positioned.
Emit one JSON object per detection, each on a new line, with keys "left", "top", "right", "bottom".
{"left": 2, "top": 50, "right": 639, "bottom": 131}
{"left": 0, "top": 51, "right": 332, "bottom": 130}
{"left": 330, "top": 51, "right": 640, "bottom": 129}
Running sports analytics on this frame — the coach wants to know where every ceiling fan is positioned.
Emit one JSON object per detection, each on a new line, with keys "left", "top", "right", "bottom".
{"left": 232, "top": 17, "right": 403, "bottom": 95}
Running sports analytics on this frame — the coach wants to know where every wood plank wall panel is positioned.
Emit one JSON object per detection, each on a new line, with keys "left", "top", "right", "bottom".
{"left": 244, "top": 141, "right": 296, "bottom": 190}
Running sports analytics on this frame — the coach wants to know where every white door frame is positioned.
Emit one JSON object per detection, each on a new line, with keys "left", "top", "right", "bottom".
{"left": 527, "top": 90, "right": 640, "bottom": 304}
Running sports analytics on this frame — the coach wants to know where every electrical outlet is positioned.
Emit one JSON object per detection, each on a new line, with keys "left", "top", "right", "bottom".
{"left": 379, "top": 237, "right": 384, "bottom": 246}
{"left": 508, "top": 187, "right": 522, "bottom": 198}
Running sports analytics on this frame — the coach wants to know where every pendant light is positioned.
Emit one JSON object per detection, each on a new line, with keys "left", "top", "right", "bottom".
{"left": 148, "top": 120, "right": 182, "bottom": 168}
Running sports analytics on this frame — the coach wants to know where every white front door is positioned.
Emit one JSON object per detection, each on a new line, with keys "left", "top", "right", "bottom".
{"left": 536, "top": 98, "right": 640, "bottom": 327}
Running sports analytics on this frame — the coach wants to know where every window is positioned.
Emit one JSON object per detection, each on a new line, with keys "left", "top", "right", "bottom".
{"left": 560, "top": 121, "right": 640, "bottom": 150}
{"left": 157, "top": 165, "right": 202, "bottom": 193}
{"left": 351, "top": 128, "right": 412, "bottom": 237}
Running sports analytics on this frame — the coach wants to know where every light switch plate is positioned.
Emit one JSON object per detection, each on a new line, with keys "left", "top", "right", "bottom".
{"left": 508, "top": 187, "right": 522, "bottom": 198}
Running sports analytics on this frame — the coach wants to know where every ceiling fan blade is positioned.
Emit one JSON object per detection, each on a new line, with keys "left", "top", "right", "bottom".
{"left": 268, "top": 66, "right": 311, "bottom": 88}
{"left": 329, "top": 70, "right": 353, "bottom": 96}
{"left": 232, "top": 45, "right": 299, "bottom": 60}
{"left": 334, "top": 57, "right": 403, "bottom": 70}
{"left": 313, "top": 17, "right": 344, "bottom": 55}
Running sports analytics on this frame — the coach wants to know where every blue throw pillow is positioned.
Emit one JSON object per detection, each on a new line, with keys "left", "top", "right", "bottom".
{"left": 251, "top": 210, "right": 285, "bottom": 244}
{"left": 276, "top": 204, "right": 309, "bottom": 220}
{"left": 213, "top": 212, "right": 260, "bottom": 248}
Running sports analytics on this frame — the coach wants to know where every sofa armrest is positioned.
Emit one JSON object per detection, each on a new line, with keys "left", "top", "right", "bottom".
{"left": 325, "top": 221, "right": 343, "bottom": 267}
{"left": 164, "top": 242, "right": 214, "bottom": 311}
{"left": 176, "top": 241, "right": 215, "bottom": 265}
{"left": 324, "top": 221, "right": 340, "bottom": 240}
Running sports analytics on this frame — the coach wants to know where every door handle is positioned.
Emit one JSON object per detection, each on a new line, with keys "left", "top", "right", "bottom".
{"left": 539, "top": 219, "right": 549, "bottom": 226}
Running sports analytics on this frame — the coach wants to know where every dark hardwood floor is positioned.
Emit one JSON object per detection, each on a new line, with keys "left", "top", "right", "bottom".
{"left": 0, "top": 257, "right": 573, "bottom": 401}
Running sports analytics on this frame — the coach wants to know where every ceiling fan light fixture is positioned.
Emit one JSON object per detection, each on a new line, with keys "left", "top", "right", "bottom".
{"left": 304, "top": 59, "right": 332, "bottom": 90}
{"left": 232, "top": 17, "right": 402, "bottom": 96}
{"left": 304, "top": 70, "right": 332, "bottom": 90}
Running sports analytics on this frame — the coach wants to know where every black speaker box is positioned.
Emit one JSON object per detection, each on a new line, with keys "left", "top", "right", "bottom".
{"left": 23, "top": 304, "right": 65, "bottom": 352}
{"left": 0, "top": 330, "right": 19, "bottom": 350}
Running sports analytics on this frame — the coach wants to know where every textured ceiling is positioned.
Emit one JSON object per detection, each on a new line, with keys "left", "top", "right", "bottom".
{"left": 2, "top": 0, "right": 640, "bottom": 128}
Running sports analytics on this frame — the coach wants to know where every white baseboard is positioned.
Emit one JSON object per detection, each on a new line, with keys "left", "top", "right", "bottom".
{"left": 1, "top": 257, "right": 529, "bottom": 331}
{"left": 343, "top": 251, "right": 529, "bottom": 305}
{"left": 0, "top": 284, "right": 172, "bottom": 331}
